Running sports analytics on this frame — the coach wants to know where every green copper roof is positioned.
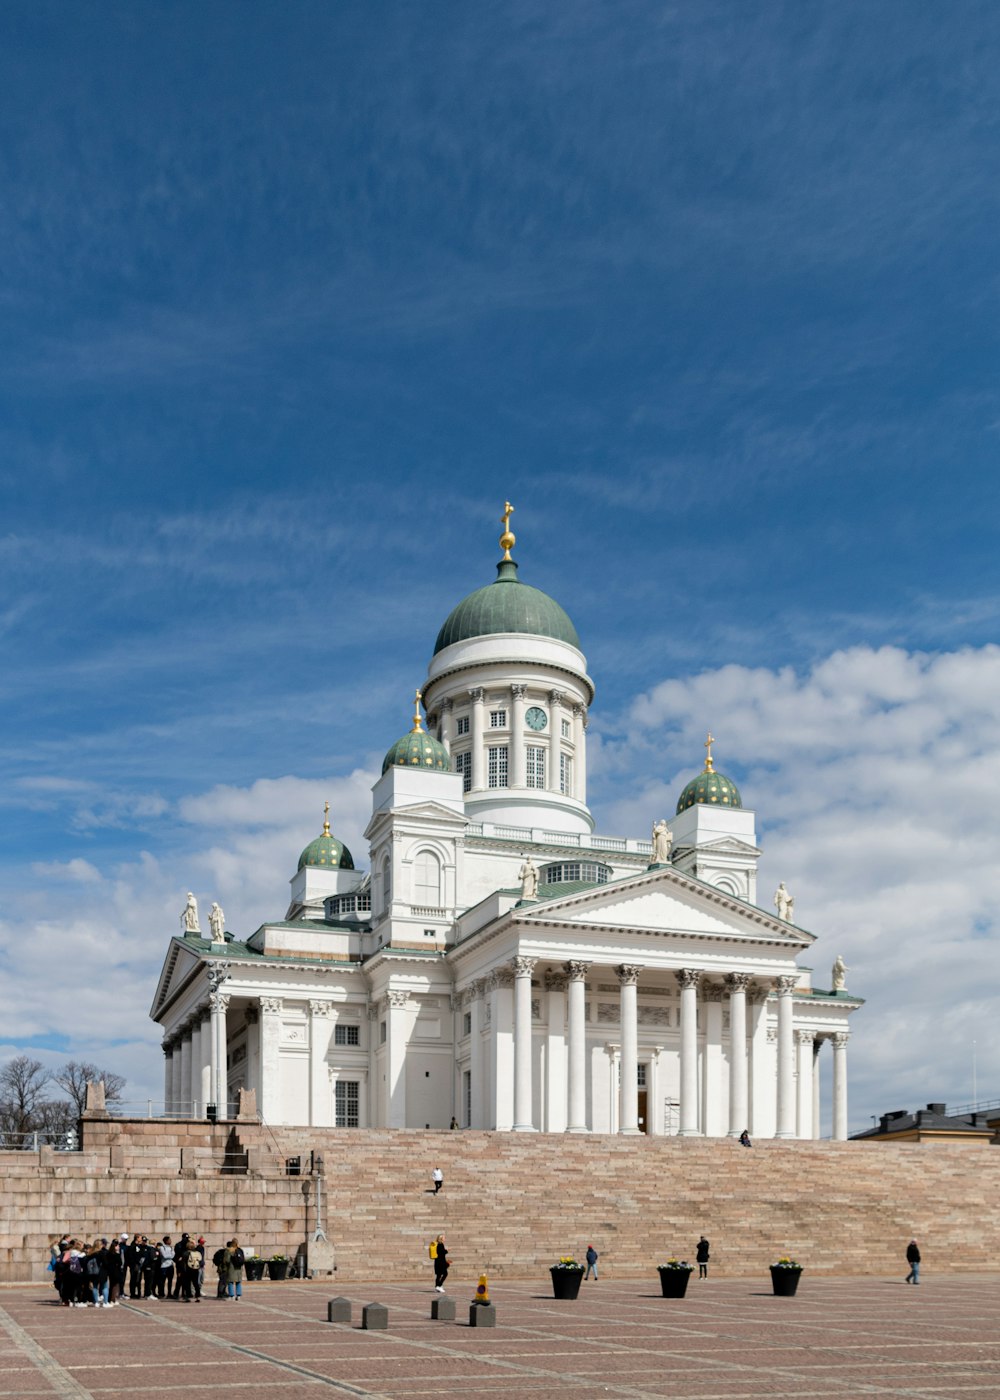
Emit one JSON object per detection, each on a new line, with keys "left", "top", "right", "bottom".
{"left": 676, "top": 767, "right": 743, "bottom": 814}
{"left": 382, "top": 728, "right": 450, "bottom": 775}
{"left": 433, "top": 559, "right": 581, "bottom": 655}
{"left": 298, "top": 833, "right": 354, "bottom": 871}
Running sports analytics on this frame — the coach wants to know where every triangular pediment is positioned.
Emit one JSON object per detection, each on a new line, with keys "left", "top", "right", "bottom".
{"left": 685, "top": 835, "right": 761, "bottom": 857}
{"left": 516, "top": 866, "right": 812, "bottom": 945}
{"left": 365, "top": 800, "right": 466, "bottom": 840}
{"left": 149, "top": 937, "right": 206, "bottom": 1020}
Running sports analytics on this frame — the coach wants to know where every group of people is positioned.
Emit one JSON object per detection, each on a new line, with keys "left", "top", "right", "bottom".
{"left": 49, "top": 1233, "right": 250, "bottom": 1306}
{"left": 582, "top": 1236, "right": 711, "bottom": 1281}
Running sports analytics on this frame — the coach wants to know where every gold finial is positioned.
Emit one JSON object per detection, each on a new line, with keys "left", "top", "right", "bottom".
{"left": 704, "top": 731, "right": 715, "bottom": 772}
{"left": 322, "top": 801, "right": 331, "bottom": 837}
{"left": 411, "top": 688, "right": 424, "bottom": 733}
{"left": 499, "top": 500, "right": 516, "bottom": 560}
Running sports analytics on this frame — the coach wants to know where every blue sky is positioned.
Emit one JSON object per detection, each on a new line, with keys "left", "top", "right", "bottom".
{"left": 2, "top": 2, "right": 999, "bottom": 1130}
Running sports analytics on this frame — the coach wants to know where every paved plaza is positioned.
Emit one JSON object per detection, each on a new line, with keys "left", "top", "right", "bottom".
{"left": 0, "top": 1275, "right": 998, "bottom": 1398}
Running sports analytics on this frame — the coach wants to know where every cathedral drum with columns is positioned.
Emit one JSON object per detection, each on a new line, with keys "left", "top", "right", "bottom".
{"left": 151, "top": 506, "right": 861, "bottom": 1139}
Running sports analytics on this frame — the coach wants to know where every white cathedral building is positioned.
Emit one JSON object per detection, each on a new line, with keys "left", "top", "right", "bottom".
{"left": 151, "top": 511, "right": 860, "bottom": 1139}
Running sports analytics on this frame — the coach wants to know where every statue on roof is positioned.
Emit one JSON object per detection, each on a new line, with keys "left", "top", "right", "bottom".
{"left": 181, "top": 892, "right": 201, "bottom": 934}
{"left": 651, "top": 819, "right": 673, "bottom": 864}
{"left": 208, "top": 902, "right": 226, "bottom": 942}
{"left": 518, "top": 855, "right": 539, "bottom": 900}
{"left": 774, "top": 882, "right": 794, "bottom": 922}
{"left": 832, "top": 954, "right": 848, "bottom": 992}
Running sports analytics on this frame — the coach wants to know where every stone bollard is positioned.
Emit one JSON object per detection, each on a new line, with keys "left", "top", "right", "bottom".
{"left": 431, "top": 1296, "right": 456, "bottom": 1321}
{"left": 327, "top": 1297, "right": 352, "bottom": 1324}
{"left": 469, "top": 1302, "right": 496, "bottom": 1328}
{"left": 362, "top": 1302, "right": 388, "bottom": 1330}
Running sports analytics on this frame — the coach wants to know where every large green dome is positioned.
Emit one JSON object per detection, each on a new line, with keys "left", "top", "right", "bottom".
{"left": 298, "top": 807, "right": 354, "bottom": 871}
{"left": 433, "top": 559, "right": 581, "bottom": 655}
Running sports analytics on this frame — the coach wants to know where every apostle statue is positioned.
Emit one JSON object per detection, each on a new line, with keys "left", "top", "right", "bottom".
{"left": 181, "top": 892, "right": 201, "bottom": 934}
{"left": 651, "top": 819, "right": 672, "bottom": 864}
{"left": 832, "top": 954, "right": 848, "bottom": 992}
{"left": 518, "top": 855, "right": 539, "bottom": 900}
{"left": 774, "top": 882, "right": 795, "bottom": 922}
{"left": 208, "top": 902, "right": 226, "bottom": 942}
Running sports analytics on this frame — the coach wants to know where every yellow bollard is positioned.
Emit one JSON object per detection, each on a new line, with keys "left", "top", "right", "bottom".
{"left": 474, "top": 1274, "right": 489, "bottom": 1305}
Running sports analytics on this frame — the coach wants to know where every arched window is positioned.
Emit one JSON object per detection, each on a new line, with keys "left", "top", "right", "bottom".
{"left": 413, "top": 850, "right": 442, "bottom": 907}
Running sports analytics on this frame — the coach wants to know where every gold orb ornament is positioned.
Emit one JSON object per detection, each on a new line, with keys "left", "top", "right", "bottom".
{"left": 499, "top": 500, "right": 516, "bottom": 559}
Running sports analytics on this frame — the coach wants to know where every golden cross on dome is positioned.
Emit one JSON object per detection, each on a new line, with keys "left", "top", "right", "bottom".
{"left": 499, "top": 500, "right": 516, "bottom": 560}
{"left": 322, "top": 801, "right": 331, "bottom": 837}
{"left": 704, "top": 731, "right": 715, "bottom": 772}
{"left": 412, "top": 688, "right": 424, "bottom": 732}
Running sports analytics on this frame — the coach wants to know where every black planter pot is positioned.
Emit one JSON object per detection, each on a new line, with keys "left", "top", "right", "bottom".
{"left": 657, "top": 1268, "right": 692, "bottom": 1298}
{"left": 244, "top": 1258, "right": 266, "bottom": 1281}
{"left": 550, "top": 1267, "right": 584, "bottom": 1300}
{"left": 769, "top": 1267, "right": 802, "bottom": 1297}
{"left": 267, "top": 1260, "right": 290, "bottom": 1281}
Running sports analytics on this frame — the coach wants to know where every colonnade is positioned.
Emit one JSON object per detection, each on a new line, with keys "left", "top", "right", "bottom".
{"left": 462, "top": 959, "right": 850, "bottom": 1140}
{"left": 436, "top": 686, "right": 588, "bottom": 794}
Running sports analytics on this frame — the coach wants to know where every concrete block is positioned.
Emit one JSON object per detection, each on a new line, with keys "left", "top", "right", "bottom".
{"left": 469, "top": 1302, "right": 496, "bottom": 1327}
{"left": 327, "top": 1297, "right": 351, "bottom": 1323}
{"left": 431, "top": 1296, "right": 456, "bottom": 1320}
{"left": 362, "top": 1302, "right": 388, "bottom": 1330}
{"left": 308, "top": 1239, "right": 336, "bottom": 1275}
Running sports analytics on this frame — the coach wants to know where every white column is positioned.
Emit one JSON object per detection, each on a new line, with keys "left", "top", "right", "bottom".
{"left": 725, "top": 973, "right": 751, "bottom": 1138}
{"left": 565, "top": 960, "right": 589, "bottom": 1133}
{"left": 510, "top": 684, "right": 527, "bottom": 789}
{"left": 676, "top": 968, "right": 701, "bottom": 1136}
{"left": 749, "top": 991, "right": 771, "bottom": 1138}
{"left": 512, "top": 956, "right": 537, "bottom": 1130}
{"left": 775, "top": 976, "right": 797, "bottom": 1138}
{"left": 702, "top": 987, "right": 723, "bottom": 1137}
{"left": 812, "top": 1039, "right": 822, "bottom": 1140}
{"left": 546, "top": 691, "right": 564, "bottom": 793}
{"left": 209, "top": 991, "right": 230, "bottom": 1117}
{"left": 796, "top": 1031, "right": 814, "bottom": 1140}
{"left": 617, "top": 964, "right": 642, "bottom": 1135}
{"left": 188, "top": 1019, "right": 201, "bottom": 1117}
{"left": 468, "top": 981, "right": 485, "bottom": 1129}
{"left": 572, "top": 704, "right": 587, "bottom": 805}
{"left": 544, "top": 970, "right": 567, "bottom": 1132}
{"left": 309, "top": 1001, "right": 334, "bottom": 1127}
{"left": 469, "top": 687, "right": 485, "bottom": 791}
{"left": 440, "top": 698, "right": 453, "bottom": 756}
{"left": 163, "top": 1045, "right": 175, "bottom": 1114}
{"left": 386, "top": 991, "right": 409, "bottom": 1128}
{"left": 832, "top": 1033, "right": 849, "bottom": 1140}
{"left": 179, "top": 1027, "right": 193, "bottom": 1116}
{"left": 489, "top": 968, "right": 514, "bottom": 1131}
{"left": 259, "top": 996, "right": 282, "bottom": 1124}
{"left": 199, "top": 1009, "right": 213, "bottom": 1116}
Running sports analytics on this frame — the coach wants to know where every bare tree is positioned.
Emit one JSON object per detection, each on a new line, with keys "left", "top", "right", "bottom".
{"left": 0, "top": 1056, "right": 51, "bottom": 1143}
{"left": 52, "top": 1061, "right": 126, "bottom": 1117}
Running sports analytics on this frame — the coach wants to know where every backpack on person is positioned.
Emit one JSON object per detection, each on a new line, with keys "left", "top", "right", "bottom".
{"left": 213, "top": 1248, "right": 226, "bottom": 1270}
{"left": 68, "top": 1254, "right": 83, "bottom": 1274}
{"left": 85, "top": 1255, "right": 100, "bottom": 1277}
{"left": 428, "top": 1240, "right": 437, "bottom": 1260}
{"left": 232, "top": 1247, "right": 245, "bottom": 1269}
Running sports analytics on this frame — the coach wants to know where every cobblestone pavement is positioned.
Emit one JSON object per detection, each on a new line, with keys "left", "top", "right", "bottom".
{"left": 1, "top": 1275, "right": 998, "bottom": 1399}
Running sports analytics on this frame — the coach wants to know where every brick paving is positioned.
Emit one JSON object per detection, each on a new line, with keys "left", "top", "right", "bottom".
{"left": 1, "top": 1274, "right": 999, "bottom": 1398}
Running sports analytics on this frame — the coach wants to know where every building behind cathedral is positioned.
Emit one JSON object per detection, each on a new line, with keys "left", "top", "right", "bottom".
{"left": 152, "top": 512, "right": 860, "bottom": 1139}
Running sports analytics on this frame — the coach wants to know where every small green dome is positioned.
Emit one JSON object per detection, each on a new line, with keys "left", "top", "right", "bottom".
{"left": 298, "top": 807, "right": 354, "bottom": 871}
{"left": 382, "top": 694, "right": 451, "bottom": 775}
{"left": 433, "top": 559, "right": 581, "bottom": 655}
{"left": 676, "top": 768, "right": 742, "bottom": 814}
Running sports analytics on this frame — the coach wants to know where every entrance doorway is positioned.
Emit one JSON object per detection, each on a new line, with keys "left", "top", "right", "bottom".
{"left": 637, "top": 1090, "right": 648, "bottom": 1134}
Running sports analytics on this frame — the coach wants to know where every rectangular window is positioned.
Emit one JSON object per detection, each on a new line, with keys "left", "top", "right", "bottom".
{"left": 561, "top": 718, "right": 571, "bottom": 739}
{"left": 334, "top": 1023, "right": 360, "bottom": 1046}
{"left": 489, "top": 709, "right": 507, "bottom": 729}
{"left": 488, "top": 745, "right": 508, "bottom": 788}
{"left": 526, "top": 745, "right": 545, "bottom": 789}
{"left": 637, "top": 1063, "right": 647, "bottom": 1088}
{"left": 454, "top": 750, "right": 472, "bottom": 792}
{"left": 456, "top": 715, "right": 470, "bottom": 736}
{"left": 379, "top": 1020, "right": 387, "bottom": 1044}
{"left": 560, "top": 753, "right": 574, "bottom": 796}
{"left": 334, "top": 1080, "right": 360, "bottom": 1128}
{"left": 463, "top": 1070, "right": 472, "bottom": 1127}
{"left": 463, "top": 1011, "right": 472, "bottom": 1037}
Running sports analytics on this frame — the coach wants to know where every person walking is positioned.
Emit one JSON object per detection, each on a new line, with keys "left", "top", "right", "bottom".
{"left": 584, "top": 1244, "right": 598, "bottom": 1281}
{"left": 696, "top": 1236, "right": 710, "bottom": 1279}
{"left": 432, "top": 1167, "right": 443, "bottom": 1193}
{"left": 433, "top": 1234, "right": 450, "bottom": 1292}
{"left": 905, "top": 1239, "right": 921, "bottom": 1284}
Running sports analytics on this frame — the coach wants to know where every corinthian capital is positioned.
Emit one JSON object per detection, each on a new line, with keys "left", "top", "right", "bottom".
{"left": 563, "top": 960, "right": 590, "bottom": 982}
{"left": 675, "top": 968, "right": 700, "bottom": 991}
{"left": 776, "top": 975, "right": 798, "bottom": 996}
{"left": 724, "top": 972, "right": 753, "bottom": 994}
{"left": 615, "top": 964, "right": 642, "bottom": 987}
{"left": 511, "top": 956, "right": 537, "bottom": 979}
